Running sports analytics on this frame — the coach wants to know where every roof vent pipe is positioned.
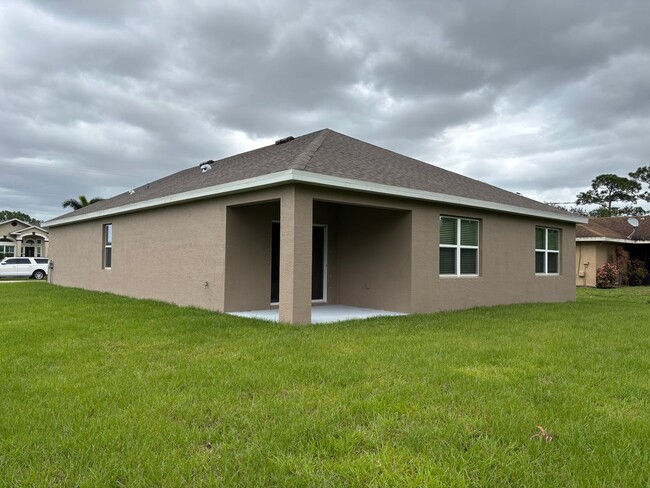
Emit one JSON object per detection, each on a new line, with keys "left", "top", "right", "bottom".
{"left": 275, "top": 136, "right": 294, "bottom": 145}
{"left": 199, "top": 160, "right": 213, "bottom": 173}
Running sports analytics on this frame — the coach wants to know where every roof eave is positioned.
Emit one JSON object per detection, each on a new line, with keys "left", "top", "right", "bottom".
{"left": 11, "top": 225, "right": 48, "bottom": 234}
{"left": 45, "top": 169, "right": 587, "bottom": 227}
{"left": 291, "top": 170, "right": 587, "bottom": 224}
{"left": 577, "top": 237, "right": 650, "bottom": 244}
{"left": 0, "top": 218, "right": 32, "bottom": 227}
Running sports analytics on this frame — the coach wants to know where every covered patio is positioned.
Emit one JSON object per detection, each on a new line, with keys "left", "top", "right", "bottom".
{"left": 222, "top": 187, "right": 413, "bottom": 324}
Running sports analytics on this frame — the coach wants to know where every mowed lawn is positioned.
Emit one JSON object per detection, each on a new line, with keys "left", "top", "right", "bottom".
{"left": 1, "top": 284, "right": 649, "bottom": 487}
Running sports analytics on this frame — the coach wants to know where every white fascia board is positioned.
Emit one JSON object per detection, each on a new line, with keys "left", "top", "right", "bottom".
{"left": 45, "top": 168, "right": 587, "bottom": 227}
{"left": 12, "top": 225, "right": 48, "bottom": 235}
{"left": 577, "top": 237, "right": 650, "bottom": 244}
{"left": 290, "top": 170, "right": 588, "bottom": 223}
{"left": 45, "top": 170, "right": 296, "bottom": 227}
{"left": 0, "top": 218, "right": 32, "bottom": 227}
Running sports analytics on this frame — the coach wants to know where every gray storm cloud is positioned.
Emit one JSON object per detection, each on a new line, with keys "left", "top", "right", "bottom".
{"left": 1, "top": 0, "right": 649, "bottom": 219}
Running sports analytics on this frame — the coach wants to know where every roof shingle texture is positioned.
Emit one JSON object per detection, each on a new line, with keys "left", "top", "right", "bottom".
{"left": 577, "top": 216, "right": 650, "bottom": 240}
{"left": 57, "top": 128, "right": 571, "bottom": 220}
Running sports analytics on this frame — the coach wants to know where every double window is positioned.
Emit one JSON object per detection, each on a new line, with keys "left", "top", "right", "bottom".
{"left": 103, "top": 224, "right": 112, "bottom": 269}
{"left": 439, "top": 216, "right": 479, "bottom": 276}
{"left": 535, "top": 227, "right": 559, "bottom": 274}
{"left": 0, "top": 244, "right": 15, "bottom": 259}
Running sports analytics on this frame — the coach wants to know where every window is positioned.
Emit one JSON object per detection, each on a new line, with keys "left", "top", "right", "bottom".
{"left": 0, "top": 244, "right": 15, "bottom": 259}
{"left": 439, "top": 216, "right": 479, "bottom": 276}
{"left": 535, "top": 227, "right": 560, "bottom": 274}
{"left": 103, "top": 224, "right": 112, "bottom": 269}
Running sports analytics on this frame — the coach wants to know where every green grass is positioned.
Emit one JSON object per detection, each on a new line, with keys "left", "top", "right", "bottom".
{"left": 1, "top": 284, "right": 649, "bottom": 487}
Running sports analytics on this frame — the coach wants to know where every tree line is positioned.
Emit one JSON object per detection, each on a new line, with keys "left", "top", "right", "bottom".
{"left": 571, "top": 165, "right": 650, "bottom": 217}
{"left": 2, "top": 195, "right": 104, "bottom": 228}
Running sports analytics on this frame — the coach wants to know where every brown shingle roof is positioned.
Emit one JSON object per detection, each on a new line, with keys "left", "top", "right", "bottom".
{"left": 577, "top": 216, "right": 650, "bottom": 241}
{"left": 50, "top": 128, "right": 576, "bottom": 222}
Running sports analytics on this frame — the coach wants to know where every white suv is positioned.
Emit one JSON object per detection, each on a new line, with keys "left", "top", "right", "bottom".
{"left": 0, "top": 257, "right": 49, "bottom": 280}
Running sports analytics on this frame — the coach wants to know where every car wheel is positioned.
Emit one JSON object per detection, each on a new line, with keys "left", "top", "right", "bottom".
{"left": 32, "top": 270, "right": 46, "bottom": 280}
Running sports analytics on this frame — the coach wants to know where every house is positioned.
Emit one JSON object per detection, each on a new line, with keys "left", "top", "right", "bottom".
{"left": 45, "top": 129, "right": 585, "bottom": 324}
{"left": 576, "top": 216, "right": 650, "bottom": 286}
{"left": 0, "top": 219, "right": 49, "bottom": 259}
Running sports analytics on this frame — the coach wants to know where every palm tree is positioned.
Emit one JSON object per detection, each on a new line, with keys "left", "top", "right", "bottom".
{"left": 62, "top": 195, "right": 104, "bottom": 210}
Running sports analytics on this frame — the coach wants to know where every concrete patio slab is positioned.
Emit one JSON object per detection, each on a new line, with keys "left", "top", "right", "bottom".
{"left": 230, "top": 305, "right": 406, "bottom": 323}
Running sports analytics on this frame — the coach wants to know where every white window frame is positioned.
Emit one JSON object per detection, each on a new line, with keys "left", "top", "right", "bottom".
{"left": 0, "top": 244, "right": 15, "bottom": 259}
{"left": 535, "top": 227, "right": 560, "bottom": 275}
{"left": 439, "top": 216, "right": 480, "bottom": 277}
{"left": 103, "top": 224, "right": 112, "bottom": 269}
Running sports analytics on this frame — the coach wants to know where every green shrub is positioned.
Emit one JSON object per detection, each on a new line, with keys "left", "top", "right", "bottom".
{"left": 627, "top": 258, "right": 648, "bottom": 286}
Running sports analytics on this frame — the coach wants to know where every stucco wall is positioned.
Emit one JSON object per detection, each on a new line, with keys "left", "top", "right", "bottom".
{"left": 224, "top": 201, "right": 279, "bottom": 312}
{"left": 575, "top": 241, "right": 617, "bottom": 287}
{"left": 0, "top": 221, "right": 29, "bottom": 236}
{"left": 308, "top": 188, "right": 576, "bottom": 313}
{"left": 335, "top": 204, "right": 411, "bottom": 312}
{"left": 49, "top": 183, "right": 578, "bottom": 320}
{"left": 427, "top": 205, "right": 576, "bottom": 312}
{"left": 49, "top": 199, "right": 225, "bottom": 310}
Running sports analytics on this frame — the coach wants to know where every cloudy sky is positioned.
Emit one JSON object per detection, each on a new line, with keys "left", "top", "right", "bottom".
{"left": 1, "top": 0, "right": 649, "bottom": 222}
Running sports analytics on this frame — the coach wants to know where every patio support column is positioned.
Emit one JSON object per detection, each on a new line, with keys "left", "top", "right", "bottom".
{"left": 410, "top": 206, "right": 436, "bottom": 313}
{"left": 15, "top": 238, "right": 22, "bottom": 257}
{"left": 213, "top": 205, "right": 227, "bottom": 312}
{"left": 279, "top": 185, "right": 312, "bottom": 324}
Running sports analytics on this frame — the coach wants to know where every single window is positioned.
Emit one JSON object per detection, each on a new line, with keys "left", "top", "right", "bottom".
{"left": 440, "top": 216, "right": 479, "bottom": 276}
{"left": 103, "top": 224, "right": 112, "bottom": 269}
{"left": 35, "top": 258, "right": 49, "bottom": 264}
{"left": 535, "top": 227, "right": 560, "bottom": 275}
{"left": 16, "top": 258, "right": 31, "bottom": 264}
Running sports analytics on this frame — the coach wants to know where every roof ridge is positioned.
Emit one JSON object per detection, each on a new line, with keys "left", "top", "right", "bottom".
{"left": 291, "top": 129, "right": 330, "bottom": 170}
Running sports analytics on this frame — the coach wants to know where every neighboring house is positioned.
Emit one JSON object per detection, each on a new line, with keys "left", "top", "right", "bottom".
{"left": 45, "top": 129, "right": 585, "bottom": 324}
{"left": 576, "top": 216, "right": 650, "bottom": 286}
{"left": 0, "top": 219, "right": 49, "bottom": 259}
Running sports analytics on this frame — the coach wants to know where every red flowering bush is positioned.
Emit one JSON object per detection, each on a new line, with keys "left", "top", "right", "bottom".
{"left": 596, "top": 262, "right": 619, "bottom": 289}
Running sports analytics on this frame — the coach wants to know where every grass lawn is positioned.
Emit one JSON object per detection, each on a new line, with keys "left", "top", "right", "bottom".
{"left": 1, "top": 284, "right": 649, "bottom": 486}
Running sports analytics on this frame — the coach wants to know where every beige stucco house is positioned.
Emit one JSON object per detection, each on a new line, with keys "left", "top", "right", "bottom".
{"left": 576, "top": 216, "right": 650, "bottom": 287}
{"left": 45, "top": 129, "right": 586, "bottom": 324}
{"left": 0, "top": 219, "right": 49, "bottom": 259}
